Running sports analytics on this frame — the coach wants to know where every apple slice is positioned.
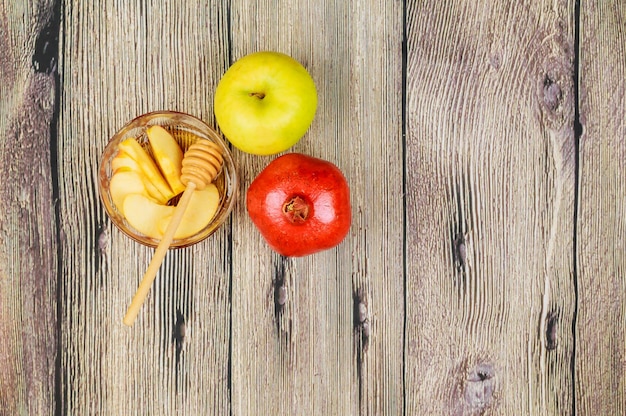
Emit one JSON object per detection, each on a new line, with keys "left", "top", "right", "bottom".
{"left": 109, "top": 170, "right": 155, "bottom": 211}
{"left": 111, "top": 152, "right": 170, "bottom": 203}
{"left": 122, "top": 193, "right": 173, "bottom": 239}
{"left": 146, "top": 125, "right": 186, "bottom": 196}
{"left": 118, "top": 138, "right": 175, "bottom": 202}
{"left": 158, "top": 184, "right": 221, "bottom": 239}
{"left": 111, "top": 150, "right": 142, "bottom": 172}
{"left": 114, "top": 166, "right": 170, "bottom": 204}
{"left": 122, "top": 184, "right": 221, "bottom": 240}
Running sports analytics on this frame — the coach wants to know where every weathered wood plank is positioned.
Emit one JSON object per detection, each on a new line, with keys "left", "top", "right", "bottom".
{"left": 57, "top": 1, "right": 231, "bottom": 414}
{"left": 576, "top": 2, "right": 626, "bottom": 414}
{"left": 405, "top": 1, "right": 577, "bottom": 414}
{"left": 12, "top": 1, "right": 626, "bottom": 413}
{"left": 0, "top": 1, "right": 59, "bottom": 414}
{"left": 228, "top": 0, "right": 404, "bottom": 414}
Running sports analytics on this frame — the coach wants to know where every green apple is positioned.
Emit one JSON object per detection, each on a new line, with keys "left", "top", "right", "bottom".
{"left": 146, "top": 125, "right": 186, "bottom": 195}
{"left": 214, "top": 51, "right": 317, "bottom": 155}
{"left": 122, "top": 184, "right": 221, "bottom": 240}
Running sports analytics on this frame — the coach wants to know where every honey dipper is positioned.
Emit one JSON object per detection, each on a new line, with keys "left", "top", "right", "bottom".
{"left": 123, "top": 139, "right": 224, "bottom": 326}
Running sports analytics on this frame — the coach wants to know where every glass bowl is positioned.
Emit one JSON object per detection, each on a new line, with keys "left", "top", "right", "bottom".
{"left": 98, "top": 111, "right": 238, "bottom": 248}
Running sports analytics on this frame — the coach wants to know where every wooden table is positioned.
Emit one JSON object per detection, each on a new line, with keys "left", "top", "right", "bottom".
{"left": 1, "top": 1, "right": 624, "bottom": 414}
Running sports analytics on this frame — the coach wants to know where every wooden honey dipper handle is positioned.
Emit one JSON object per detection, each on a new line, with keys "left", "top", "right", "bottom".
{"left": 123, "top": 140, "right": 224, "bottom": 327}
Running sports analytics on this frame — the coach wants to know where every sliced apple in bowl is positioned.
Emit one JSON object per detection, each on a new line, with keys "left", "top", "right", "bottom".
{"left": 99, "top": 111, "right": 238, "bottom": 248}
{"left": 111, "top": 150, "right": 142, "bottom": 172}
{"left": 159, "top": 184, "right": 221, "bottom": 238}
{"left": 118, "top": 138, "right": 176, "bottom": 202}
{"left": 109, "top": 170, "right": 157, "bottom": 210}
{"left": 146, "top": 125, "right": 186, "bottom": 196}
{"left": 111, "top": 151, "right": 171, "bottom": 205}
{"left": 111, "top": 135, "right": 222, "bottom": 242}
{"left": 123, "top": 184, "right": 221, "bottom": 240}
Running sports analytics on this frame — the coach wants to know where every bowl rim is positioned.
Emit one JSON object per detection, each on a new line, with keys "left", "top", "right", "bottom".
{"left": 98, "top": 110, "right": 238, "bottom": 248}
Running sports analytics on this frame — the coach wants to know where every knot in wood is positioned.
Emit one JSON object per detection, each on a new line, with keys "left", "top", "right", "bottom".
{"left": 464, "top": 362, "right": 496, "bottom": 410}
{"left": 33, "top": 24, "right": 59, "bottom": 74}
{"left": 180, "top": 140, "right": 223, "bottom": 189}
{"left": 276, "top": 285, "right": 288, "bottom": 306}
{"left": 358, "top": 302, "right": 368, "bottom": 323}
{"left": 454, "top": 232, "right": 467, "bottom": 267}
{"left": 97, "top": 226, "right": 109, "bottom": 254}
{"left": 543, "top": 75, "right": 563, "bottom": 111}
{"left": 536, "top": 57, "right": 575, "bottom": 132}
{"left": 545, "top": 311, "right": 559, "bottom": 351}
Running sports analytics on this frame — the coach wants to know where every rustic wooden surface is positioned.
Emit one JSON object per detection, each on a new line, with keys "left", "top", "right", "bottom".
{"left": 0, "top": 1, "right": 59, "bottom": 414}
{"left": 0, "top": 0, "right": 624, "bottom": 415}
{"left": 577, "top": 2, "right": 626, "bottom": 415}
{"left": 405, "top": 1, "right": 579, "bottom": 414}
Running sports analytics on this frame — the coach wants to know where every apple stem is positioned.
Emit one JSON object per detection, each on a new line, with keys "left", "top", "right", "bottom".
{"left": 283, "top": 196, "right": 309, "bottom": 224}
{"left": 249, "top": 92, "right": 266, "bottom": 99}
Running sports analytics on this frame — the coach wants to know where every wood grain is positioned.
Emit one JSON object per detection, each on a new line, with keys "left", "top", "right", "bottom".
{"left": 3, "top": 1, "right": 626, "bottom": 414}
{"left": 405, "top": 1, "right": 577, "bottom": 414}
{"left": 0, "top": 1, "right": 59, "bottom": 414}
{"left": 57, "top": 1, "right": 231, "bottom": 414}
{"left": 576, "top": 2, "right": 626, "bottom": 413}
{"left": 227, "top": 0, "right": 404, "bottom": 415}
